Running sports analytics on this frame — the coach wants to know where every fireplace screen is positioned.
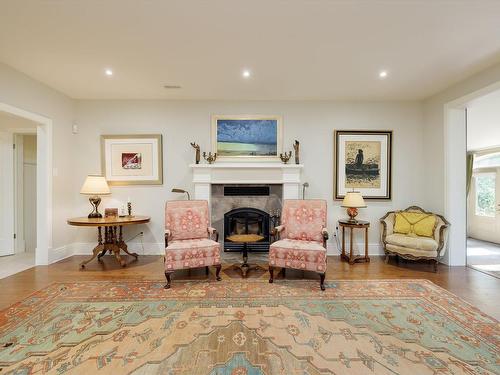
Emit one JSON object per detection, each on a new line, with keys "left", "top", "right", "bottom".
{"left": 224, "top": 207, "right": 270, "bottom": 252}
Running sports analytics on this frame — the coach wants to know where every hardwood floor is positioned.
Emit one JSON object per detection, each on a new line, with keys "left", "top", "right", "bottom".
{"left": 1, "top": 255, "right": 499, "bottom": 319}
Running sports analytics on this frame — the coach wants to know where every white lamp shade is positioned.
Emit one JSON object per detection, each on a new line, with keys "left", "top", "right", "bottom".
{"left": 80, "top": 175, "right": 111, "bottom": 195}
{"left": 341, "top": 191, "right": 366, "bottom": 208}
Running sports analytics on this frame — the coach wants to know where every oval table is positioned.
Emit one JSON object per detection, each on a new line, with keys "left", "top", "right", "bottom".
{"left": 67, "top": 216, "right": 150, "bottom": 268}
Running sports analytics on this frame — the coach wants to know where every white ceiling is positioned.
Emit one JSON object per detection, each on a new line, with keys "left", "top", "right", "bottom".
{"left": 1, "top": 0, "right": 500, "bottom": 100}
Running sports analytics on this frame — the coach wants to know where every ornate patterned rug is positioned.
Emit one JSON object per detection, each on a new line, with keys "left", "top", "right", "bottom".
{"left": 0, "top": 279, "right": 499, "bottom": 374}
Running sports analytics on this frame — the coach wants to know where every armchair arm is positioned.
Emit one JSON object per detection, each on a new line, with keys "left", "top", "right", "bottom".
{"left": 434, "top": 220, "right": 450, "bottom": 257}
{"left": 208, "top": 227, "right": 219, "bottom": 242}
{"left": 165, "top": 229, "right": 172, "bottom": 248}
{"left": 272, "top": 225, "right": 285, "bottom": 240}
{"left": 321, "top": 227, "right": 329, "bottom": 248}
{"left": 379, "top": 212, "right": 395, "bottom": 243}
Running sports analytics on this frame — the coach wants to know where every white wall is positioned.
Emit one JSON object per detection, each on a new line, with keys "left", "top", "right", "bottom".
{"left": 467, "top": 89, "right": 500, "bottom": 151}
{"left": 0, "top": 63, "right": 75, "bottom": 254}
{"left": 73, "top": 100, "right": 425, "bottom": 254}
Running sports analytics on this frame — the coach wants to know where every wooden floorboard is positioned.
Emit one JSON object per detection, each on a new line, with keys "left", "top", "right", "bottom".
{"left": 1, "top": 255, "right": 499, "bottom": 319}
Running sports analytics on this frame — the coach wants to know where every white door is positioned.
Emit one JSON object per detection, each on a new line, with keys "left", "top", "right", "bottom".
{"left": 468, "top": 168, "right": 500, "bottom": 243}
{"left": 0, "top": 131, "right": 14, "bottom": 256}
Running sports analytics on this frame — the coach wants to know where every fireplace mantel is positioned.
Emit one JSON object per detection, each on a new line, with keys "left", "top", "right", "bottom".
{"left": 190, "top": 163, "right": 303, "bottom": 202}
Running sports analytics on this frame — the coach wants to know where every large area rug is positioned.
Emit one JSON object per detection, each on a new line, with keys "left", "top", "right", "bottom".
{"left": 0, "top": 279, "right": 499, "bottom": 374}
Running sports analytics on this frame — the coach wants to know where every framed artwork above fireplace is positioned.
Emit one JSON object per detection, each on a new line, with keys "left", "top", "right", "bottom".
{"left": 211, "top": 115, "right": 283, "bottom": 161}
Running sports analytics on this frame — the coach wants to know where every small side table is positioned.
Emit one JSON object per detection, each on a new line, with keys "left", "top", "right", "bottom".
{"left": 226, "top": 234, "right": 264, "bottom": 278}
{"left": 338, "top": 219, "right": 370, "bottom": 264}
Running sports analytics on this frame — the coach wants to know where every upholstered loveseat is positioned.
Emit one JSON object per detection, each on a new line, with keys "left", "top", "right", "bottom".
{"left": 380, "top": 206, "right": 449, "bottom": 272}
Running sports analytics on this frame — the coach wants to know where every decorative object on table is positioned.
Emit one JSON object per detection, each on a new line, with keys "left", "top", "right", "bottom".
{"left": 164, "top": 200, "right": 222, "bottom": 289}
{"left": 104, "top": 208, "right": 118, "bottom": 218}
{"left": 279, "top": 151, "right": 292, "bottom": 164}
{"left": 101, "top": 134, "right": 163, "bottom": 185}
{"left": 293, "top": 140, "right": 300, "bottom": 164}
{"left": 119, "top": 204, "right": 127, "bottom": 217}
{"left": 269, "top": 199, "right": 328, "bottom": 290}
{"left": 127, "top": 199, "right": 132, "bottom": 217}
{"left": 171, "top": 188, "right": 191, "bottom": 200}
{"left": 338, "top": 219, "right": 370, "bottom": 264}
{"left": 334, "top": 130, "right": 392, "bottom": 199}
{"left": 302, "top": 182, "right": 309, "bottom": 199}
{"left": 190, "top": 142, "right": 201, "bottom": 164}
{"left": 80, "top": 175, "right": 111, "bottom": 218}
{"left": 226, "top": 234, "right": 265, "bottom": 278}
{"left": 203, "top": 151, "right": 217, "bottom": 164}
{"left": 380, "top": 206, "right": 449, "bottom": 272}
{"left": 211, "top": 115, "right": 283, "bottom": 161}
{"left": 67, "top": 216, "right": 150, "bottom": 268}
{"left": 341, "top": 191, "right": 367, "bottom": 223}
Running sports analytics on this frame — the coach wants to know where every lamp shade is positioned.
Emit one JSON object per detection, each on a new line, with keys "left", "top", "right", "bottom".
{"left": 80, "top": 175, "right": 110, "bottom": 195}
{"left": 341, "top": 191, "right": 366, "bottom": 208}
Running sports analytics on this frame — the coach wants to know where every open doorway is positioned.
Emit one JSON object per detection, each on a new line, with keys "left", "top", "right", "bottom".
{"left": 0, "top": 111, "right": 37, "bottom": 278}
{"left": 466, "top": 89, "right": 500, "bottom": 278}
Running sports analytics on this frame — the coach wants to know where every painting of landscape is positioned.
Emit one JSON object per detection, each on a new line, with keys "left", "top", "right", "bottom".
{"left": 344, "top": 140, "right": 381, "bottom": 188}
{"left": 215, "top": 118, "right": 279, "bottom": 157}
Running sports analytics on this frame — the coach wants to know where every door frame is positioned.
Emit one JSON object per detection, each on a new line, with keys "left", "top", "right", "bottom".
{"left": 0, "top": 103, "right": 52, "bottom": 265}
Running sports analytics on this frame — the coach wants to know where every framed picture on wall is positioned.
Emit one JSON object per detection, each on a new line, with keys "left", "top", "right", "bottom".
{"left": 101, "top": 134, "right": 163, "bottom": 185}
{"left": 211, "top": 115, "right": 283, "bottom": 161}
{"left": 334, "top": 130, "right": 392, "bottom": 200}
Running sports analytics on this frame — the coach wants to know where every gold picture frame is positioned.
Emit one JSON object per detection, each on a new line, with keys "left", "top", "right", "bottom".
{"left": 101, "top": 134, "right": 163, "bottom": 185}
{"left": 211, "top": 115, "right": 283, "bottom": 161}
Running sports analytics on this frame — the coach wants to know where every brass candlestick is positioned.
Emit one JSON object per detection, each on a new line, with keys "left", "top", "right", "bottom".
{"left": 279, "top": 151, "right": 292, "bottom": 164}
{"left": 293, "top": 140, "right": 300, "bottom": 164}
{"left": 203, "top": 152, "right": 217, "bottom": 164}
{"left": 190, "top": 142, "right": 201, "bottom": 164}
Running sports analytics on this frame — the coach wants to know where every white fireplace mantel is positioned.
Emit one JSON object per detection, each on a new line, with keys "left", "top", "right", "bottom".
{"left": 190, "top": 163, "right": 303, "bottom": 203}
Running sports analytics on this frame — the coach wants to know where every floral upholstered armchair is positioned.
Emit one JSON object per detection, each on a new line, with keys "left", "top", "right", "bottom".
{"left": 380, "top": 206, "right": 450, "bottom": 272}
{"left": 269, "top": 200, "right": 329, "bottom": 290}
{"left": 164, "top": 200, "right": 222, "bottom": 289}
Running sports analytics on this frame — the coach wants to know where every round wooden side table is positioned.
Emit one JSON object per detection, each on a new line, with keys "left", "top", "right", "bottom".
{"left": 67, "top": 215, "right": 150, "bottom": 268}
{"left": 338, "top": 219, "right": 370, "bottom": 264}
{"left": 226, "top": 234, "right": 264, "bottom": 278}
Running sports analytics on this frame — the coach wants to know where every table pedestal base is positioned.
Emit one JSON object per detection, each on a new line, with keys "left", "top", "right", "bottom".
{"left": 80, "top": 226, "right": 138, "bottom": 268}
{"left": 230, "top": 242, "right": 264, "bottom": 278}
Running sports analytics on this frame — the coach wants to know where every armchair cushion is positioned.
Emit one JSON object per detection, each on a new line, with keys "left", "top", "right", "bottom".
{"left": 269, "top": 239, "right": 327, "bottom": 272}
{"left": 394, "top": 212, "right": 437, "bottom": 238}
{"left": 385, "top": 233, "right": 438, "bottom": 252}
{"left": 165, "top": 200, "right": 210, "bottom": 241}
{"left": 165, "top": 238, "right": 221, "bottom": 271}
{"left": 281, "top": 200, "right": 327, "bottom": 242}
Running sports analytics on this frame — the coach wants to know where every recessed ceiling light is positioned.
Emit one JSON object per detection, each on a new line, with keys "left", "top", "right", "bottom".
{"left": 242, "top": 70, "right": 251, "bottom": 78}
{"left": 105, "top": 69, "right": 113, "bottom": 76}
{"left": 379, "top": 70, "right": 388, "bottom": 79}
{"left": 163, "top": 85, "right": 182, "bottom": 89}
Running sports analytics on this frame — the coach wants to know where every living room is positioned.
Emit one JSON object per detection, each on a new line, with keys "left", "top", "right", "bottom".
{"left": 0, "top": 1, "right": 499, "bottom": 374}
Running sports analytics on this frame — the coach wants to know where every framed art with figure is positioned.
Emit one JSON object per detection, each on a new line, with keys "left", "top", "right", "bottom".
{"left": 101, "top": 134, "right": 163, "bottom": 185}
{"left": 334, "top": 130, "right": 392, "bottom": 200}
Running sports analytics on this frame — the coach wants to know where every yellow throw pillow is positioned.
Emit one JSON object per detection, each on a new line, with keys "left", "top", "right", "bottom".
{"left": 393, "top": 212, "right": 437, "bottom": 238}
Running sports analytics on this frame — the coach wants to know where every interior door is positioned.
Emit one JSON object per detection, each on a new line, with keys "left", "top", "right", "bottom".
{"left": 0, "top": 131, "right": 15, "bottom": 256}
{"left": 468, "top": 168, "right": 500, "bottom": 243}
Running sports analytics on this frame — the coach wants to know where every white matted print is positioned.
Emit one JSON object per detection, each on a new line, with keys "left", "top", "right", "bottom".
{"left": 334, "top": 130, "right": 392, "bottom": 199}
{"left": 101, "top": 134, "right": 163, "bottom": 185}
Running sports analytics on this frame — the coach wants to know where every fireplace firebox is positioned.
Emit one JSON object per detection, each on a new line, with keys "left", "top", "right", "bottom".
{"left": 224, "top": 207, "right": 270, "bottom": 252}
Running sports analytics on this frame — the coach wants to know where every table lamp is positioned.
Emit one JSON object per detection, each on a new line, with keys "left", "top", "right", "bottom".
{"left": 80, "top": 175, "right": 111, "bottom": 218}
{"left": 341, "top": 191, "right": 366, "bottom": 223}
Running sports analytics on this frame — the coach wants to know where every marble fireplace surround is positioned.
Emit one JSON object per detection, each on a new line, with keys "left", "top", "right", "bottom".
{"left": 190, "top": 163, "right": 304, "bottom": 240}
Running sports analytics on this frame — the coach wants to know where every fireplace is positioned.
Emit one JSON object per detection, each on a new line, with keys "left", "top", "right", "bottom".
{"left": 224, "top": 207, "right": 270, "bottom": 252}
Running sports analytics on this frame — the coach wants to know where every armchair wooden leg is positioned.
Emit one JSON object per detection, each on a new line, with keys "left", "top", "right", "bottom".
{"left": 319, "top": 273, "right": 326, "bottom": 291}
{"left": 215, "top": 265, "right": 222, "bottom": 281}
{"left": 433, "top": 260, "right": 438, "bottom": 273}
{"left": 164, "top": 272, "right": 172, "bottom": 289}
{"left": 269, "top": 266, "right": 274, "bottom": 283}
{"left": 205, "top": 266, "right": 209, "bottom": 275}
{"left": 384, "top": 255, "right": 389, "bottom": 264}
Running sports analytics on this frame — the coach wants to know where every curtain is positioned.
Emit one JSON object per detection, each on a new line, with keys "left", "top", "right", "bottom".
{"left": 466, "top": 152, "right": 474, "bottom": 196}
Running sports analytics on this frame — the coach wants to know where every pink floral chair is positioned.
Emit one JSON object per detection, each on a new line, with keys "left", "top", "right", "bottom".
{"left": 269, "top": 199, "right": 328, "bottom": 290}
{"left": 164, "top": 200, "right": 222, "bottom": 289}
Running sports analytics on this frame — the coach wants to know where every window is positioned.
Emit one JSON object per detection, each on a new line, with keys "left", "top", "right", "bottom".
{"left": 474, "top": 152, "right": 500, "bottom": 169}
{"left": 475, "top": 173, "right": 496, "bottom": 217}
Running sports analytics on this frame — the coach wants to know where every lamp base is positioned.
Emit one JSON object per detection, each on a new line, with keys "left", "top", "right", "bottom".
{"left": 346, "top": 207, "right": 358, "bottom": 223}
{"left": 88, "top": 196, "right": 102, "bottom": 218}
